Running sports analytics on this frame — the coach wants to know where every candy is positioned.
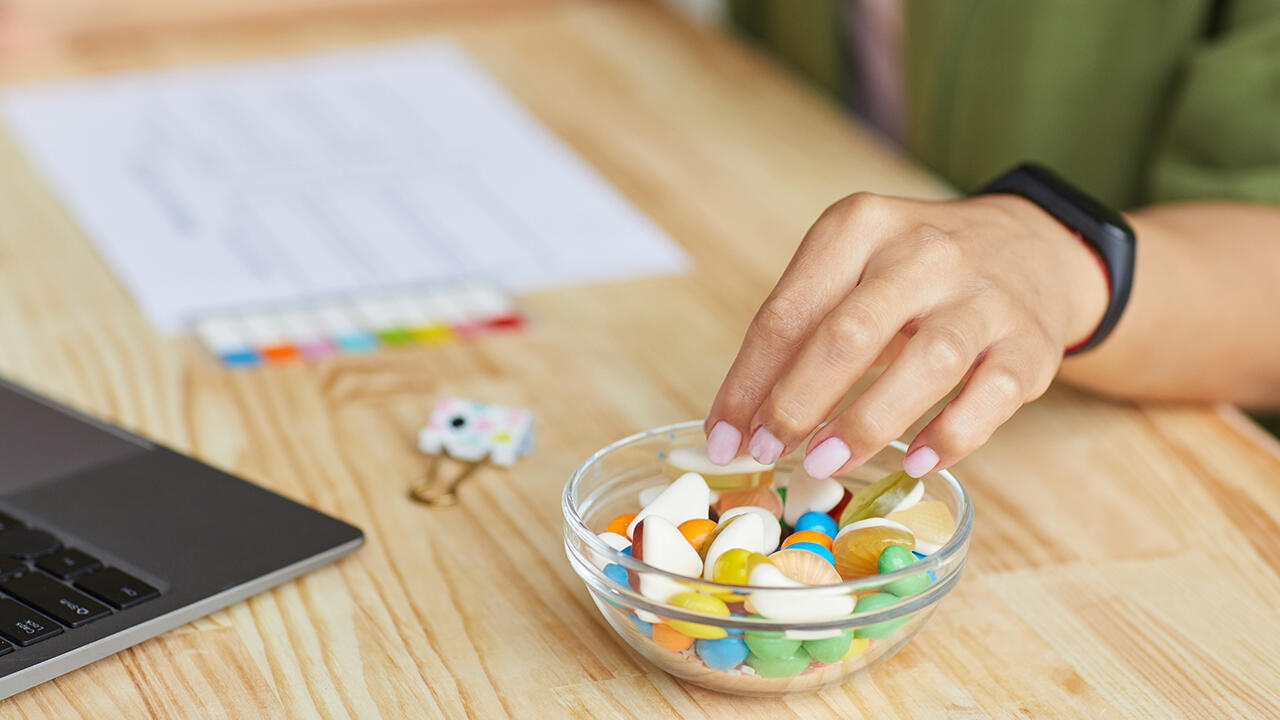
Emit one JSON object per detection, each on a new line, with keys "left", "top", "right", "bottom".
{"left": 632, "top": 516, "right": 704, "bottom": 605}
{"left": 832, "top": 518, "right": 915, "bottom": 580}
{"left": 663, "top": 447, "right": 774, "bottom": 491}
{"left": 711, "top": 547, "right": 753, "bottom": 585}
{"left": 665, "top": 592, "right": 731, "bottom": 639}
{"left": 603, "top": 563, "right": 629, "bottom": 587}
{"left": 695, "top": 635, "right": 750, "bottom": 670}
{"left": 628, "top": 472, "right": 711, "bottom": 537}
{"left": 793, "top": 511, "right": 838, "bottom": 538}
{"left": 743, "top": 629, "right": 801, "bottom": 659}
{"left": 747, "top": 562, "right": 854, "bottom": 621}
{"left": 637, "top": 485, "right": 665, "bottom": 508}
{"left": 589, "top": 531, "right": 632, "bottom": 569}
{"left": 702, "top": 513, "right": 767, "bottom": 579}
{"left": 653, "top": 623, "right": 695, "bottom": 652}
{"left": 606, "top": 514, "right": 636, "bottom": 538}
{"left": 878, "top": 545, "right": 931, "bottom": 597}
{"left": 785, "top": 542, "right": 836, "bottom": 567}
{"left": 677, "top": 518, "right": 718, "bottom": 552}
{"left": 803, "top": 629, "right": 853, "bottom": 663}
{"left": 713, "top": 487, "right": 783, "bottom": 519}
{"left": 767, "top": 548, "right": 842, "bottom": 585}
{"left": 838, "top": 471, "right": 922, "bottom": 527}
{"left": 781, "top": 530, "right": 833, "bottom": 550}
{"left": 629, "top": 614, "right": 653, "bottom": 637}
{"left": 842, "top": 636, "right": 870, "bottom": 660}
{"left": 746, "top": 646, "right": 811, "bottom": 677}
{"left": 886, "top": 500, "right": 956, "bottom": 554}
{"left": 716, "top": 505, "right": 782, "bottom": 553}
{"left": 853, "top": 592, "right": 908, "bottom": 639}
{"left": 783, "top": 475, "right": 846, "bottom": 527}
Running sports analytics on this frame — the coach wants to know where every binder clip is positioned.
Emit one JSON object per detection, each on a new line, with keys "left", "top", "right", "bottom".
{"left": 411, "top": 397, "right": 534, "bottom": 506}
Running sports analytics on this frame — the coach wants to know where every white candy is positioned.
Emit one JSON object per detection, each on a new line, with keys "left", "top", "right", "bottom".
{"left": 833, "top": 517, "right": 913, "bottom": 540}
{"left": 889, "top": 478, "right": 924, "bottom": 514}
{"left": 628, "top": 472, "right": 710, "bottom": 537}
{"left": 589, "top": 531, "right": 631, "bottom": 570}
{"left": 717, "top": 505, "right": 782, "bottom": 553}
{"left": 701, "top": 512, "right": 766, "bottom": 579}
{"left": 637, "top": 485, "right": 665, "bottom": 508}
{"left": 782, "top": 474, "right": 845, "bottom": 527}
{"left": 747, "top": 563, "right": 854, "bottom": 622}
{"left": 636, "top": 516, "right": 703, "bottom": 606}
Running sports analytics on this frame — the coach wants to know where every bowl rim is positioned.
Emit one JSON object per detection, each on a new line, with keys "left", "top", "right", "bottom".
{"left": 561, "top": 420, "right": 974, "bottom": 630}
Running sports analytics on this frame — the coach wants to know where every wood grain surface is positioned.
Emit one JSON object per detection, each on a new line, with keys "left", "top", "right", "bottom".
{"left": 1, "top": 1, "right": 1278, "bottom": 717}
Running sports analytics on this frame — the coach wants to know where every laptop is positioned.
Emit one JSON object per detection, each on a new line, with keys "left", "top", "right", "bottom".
{"left": 0, "top": 376, "right": 364, "bottom": 699}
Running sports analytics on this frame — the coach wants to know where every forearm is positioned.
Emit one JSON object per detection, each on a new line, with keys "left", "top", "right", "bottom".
{"left": 1058, "top": 202, "right": 1280, "bottom": 409}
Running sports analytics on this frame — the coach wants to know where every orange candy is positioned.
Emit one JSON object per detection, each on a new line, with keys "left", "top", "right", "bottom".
{"left": 781, "top": 530, "right": 833, "bottom": 551}
{"left": 606, "top": 513, "right": 637, "bottom": 538}
{"left": 652, "top": 622, "right": 694, "bottom": 652}
{"left": 677, "top": 518, "right": 718, "bottom": 552}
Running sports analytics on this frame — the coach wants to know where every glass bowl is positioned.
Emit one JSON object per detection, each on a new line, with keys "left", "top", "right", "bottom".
{"left": 562, "top": 421, "right": 973, "bottom": 696}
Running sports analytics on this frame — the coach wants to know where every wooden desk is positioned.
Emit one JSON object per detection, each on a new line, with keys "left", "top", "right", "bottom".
{"left": 2, "top": 1, "right": 1279, "bottom": 717}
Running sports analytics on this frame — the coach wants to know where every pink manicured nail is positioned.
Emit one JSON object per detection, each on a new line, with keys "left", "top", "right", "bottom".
{"left": 803, "top": 437, "right": 851, "bottom": 479}
{"left": 903, "top": 446, "right": 940, "bottom": 478}
{"left": 705, "top": 421, "right": 741, "bottom": 466}
{"left": 748, "top": 426, "right": 785, "bottom": 465}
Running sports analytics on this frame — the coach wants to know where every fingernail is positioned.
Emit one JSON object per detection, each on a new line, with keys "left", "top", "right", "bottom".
{"left": 748, "top": 426, "right": 785, "bottom": 465}
{"left": 705, "top": 421, "right": 741, "bottom": 466}
{"left": 803, "top": 437, "right": 851, "bottom": 479}
{"left": 903, "top": 446, "right": 940, "bottom": 478}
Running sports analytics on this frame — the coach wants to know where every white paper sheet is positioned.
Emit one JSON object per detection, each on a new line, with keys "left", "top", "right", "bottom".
{"left": 0, "top": 41, "right": 688, "bottom": 333}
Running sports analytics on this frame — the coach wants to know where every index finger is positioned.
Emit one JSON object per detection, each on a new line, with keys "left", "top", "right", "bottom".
{"left": 704, "top": 194, "right": 890, "bottom": 464}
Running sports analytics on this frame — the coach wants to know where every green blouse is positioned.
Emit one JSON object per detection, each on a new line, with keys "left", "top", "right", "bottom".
{"left": 730, "top": 0, "right": 1280, "bottom": 210}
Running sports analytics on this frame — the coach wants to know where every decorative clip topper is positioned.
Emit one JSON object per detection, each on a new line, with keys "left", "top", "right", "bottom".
{"left": 411, "top": 398, "right": 534, "bottom": 505}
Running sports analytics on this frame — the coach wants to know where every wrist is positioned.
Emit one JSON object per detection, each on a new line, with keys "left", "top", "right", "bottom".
{"left": 976, "top": 193, "right": 1109, "bottom": 349}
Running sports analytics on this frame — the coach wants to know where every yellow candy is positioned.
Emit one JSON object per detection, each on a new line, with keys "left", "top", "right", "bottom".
{"left": 832, "top": 519, "right": 915, "bottom": 580}
{"left": 664, "top": 591, "right": 730, "bottom": 639}
{"left": 712, "top": 548, "right": 753, "bottom": 585}
{"left": 842, "top": 636, "right": 870, "bottom": 661}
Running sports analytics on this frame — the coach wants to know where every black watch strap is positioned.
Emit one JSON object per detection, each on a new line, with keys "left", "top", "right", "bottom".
{"left": 975, "top": 163, "right": 1136, "bottom": 355}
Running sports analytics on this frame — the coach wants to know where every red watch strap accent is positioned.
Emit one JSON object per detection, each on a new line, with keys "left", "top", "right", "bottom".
{"left": 1063, "top": 231, "right": 1111, "bottom": 355}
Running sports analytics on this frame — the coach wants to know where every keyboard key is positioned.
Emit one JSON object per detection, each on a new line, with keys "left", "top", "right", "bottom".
{"left": 75, "top": 568, "right": 160, "bottom": 610}
{"left": 0, "top": 637, "right": 12, "bottom": 656}
{"left": 0, "top": 598, "right": 62, "bottom": 646}
{"left": 0, "top": 528, "right": 60, "bottom": 560}
{"left": 36, "top": 548, "right": 102, "bottom": 580}
{"left": 1, "top": 573, "right": 110, "bottom": 627}
{"left": 0, "top": 558, "right": 25, "bottom": 582}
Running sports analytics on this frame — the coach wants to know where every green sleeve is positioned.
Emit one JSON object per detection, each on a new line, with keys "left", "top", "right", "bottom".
{"left": 1149, "top": 0, "right": 1280, "bottom": 204}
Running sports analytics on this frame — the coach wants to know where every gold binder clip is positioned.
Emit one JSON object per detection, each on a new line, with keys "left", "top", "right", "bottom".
{"left": 409, "top": 453, "right": 490, "bottom": 507}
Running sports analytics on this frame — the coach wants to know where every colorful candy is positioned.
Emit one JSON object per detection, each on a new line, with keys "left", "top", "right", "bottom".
{"left": 606, "top": 514, "right": 636, "bottom": 538}
{"left": 784, "top": 542, "right": 836, "bottom": 567}
{"left": 743, "top": 629, "right": 801, "bottom": 659}
{"left": 793, "top": 511, "right": 838, "bottom": 538}
{"left": 702, "top": 512, "right": 767, "bottom": 579}
{"left": 695, "top": 635, "right": 750, "bottom": 670}
{"left": 877, "top": 545, "right": 931, "bottom": 597}
{"left": 886, "top": 500, "right": 955, "bottom": 554}
{"left": 628, "top": 472, "right": 711, "bottom": 537}
{"left": 746, "top": 646, "right": 811, "bottom": 677}
{"left": 677, "top": 518, "right": 718, "bottom": 552}
{"left": 852, "top": 593, "right": 908, "bottom": 639}
{"left": 838, "top": 471, "right": 922, "bottom": 527}
{"left": 832, "top": 518, "right": 915, "bottom": 580}
{"left": 711, "top": 547, "right": 754, "bottom": 585}
{"left": 713, "top": 487, "right": 783, "bottom": 519}
{"left": 783, "top": 475, "right": 846, "bottom": 527}
{"left": 632, "top": 516, "right": 704, "bottom": 610}
{"left": 589, "top": 531, "right": 631, "bottom": 569}
{"left": 653, "top": 623, "right": 695, "bottom": 651}
{"left": 747, "top": 562, "right": 854, "bottom": 621}
{"left": 802, "top": 629, "right": 854, "bottom": 664}
{"left": 663, "top": 447, "right": 774, "bottom": 491}
{"left": 781, "top": 530, "right": 833, "bottom": 550}
{"left": 716, "top": 505, "right": 782, "bottom": 553}
{"left": 665, "top": 592, "right": 731, "bottom": 638}
{"left": 767, "top": 548, "right": 841, "bottom": 586}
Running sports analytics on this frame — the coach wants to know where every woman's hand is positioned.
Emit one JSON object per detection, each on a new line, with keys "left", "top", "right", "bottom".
{"left": 704, "top": 191, "right": 1109, "bottom": 479}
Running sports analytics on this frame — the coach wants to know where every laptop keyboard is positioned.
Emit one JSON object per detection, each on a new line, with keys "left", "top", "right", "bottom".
{"left": 0, "top": 511, "right": 159, "bottom": 654}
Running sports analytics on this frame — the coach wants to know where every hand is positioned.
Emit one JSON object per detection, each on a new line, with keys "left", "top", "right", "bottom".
{"left": 703, "top": 191, "right": 1109, "bottom": 479}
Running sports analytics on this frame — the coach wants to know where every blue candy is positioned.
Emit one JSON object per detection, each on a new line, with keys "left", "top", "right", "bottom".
{"left": 621, "top": 546, "right": 632, "bottom": 557}
{"left": 912, "top": 551, "right": 938, "bottom": 581}
{"left": 786, "top": 541, "right": 836, "bottom": 566}
{"left": 794, "top": 511, "right": 838, "bottom": 538}
{"left": 629, "top": 614, "right": 653, "bottom": 637}
{"left": 695, "top": 635, "right": 749, "bottom": 671}
{"left": 603, "top": 563, "right": 629, "bottom": 586}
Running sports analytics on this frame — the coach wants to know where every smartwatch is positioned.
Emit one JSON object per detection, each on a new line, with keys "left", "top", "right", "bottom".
{"left": 975, "top": 163, "right": 1136, "bottom": 355}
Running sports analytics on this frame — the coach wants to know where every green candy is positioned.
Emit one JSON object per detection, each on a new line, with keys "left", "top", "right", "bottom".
{"left": 747, "top": 646, "right": 811, "bottom": 677}
{"left": 802, "top": 629, "right": 854, "bottom": 664}
{"left": 853, "top": 593, "right": 908, "bottom": 639}
{"left": 744, "top": 630, "right": 801, "bottom": 660}
{"left": 878, "top": 545, "right": 931, "bottom": 598}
